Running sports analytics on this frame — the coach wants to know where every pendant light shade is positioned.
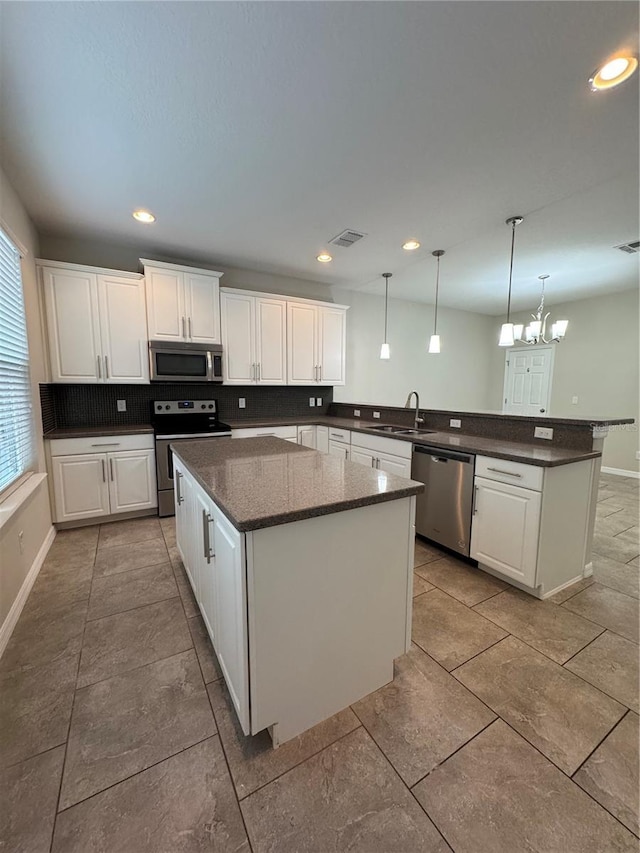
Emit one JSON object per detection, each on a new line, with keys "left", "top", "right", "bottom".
{"left": 499, "top": 216, "right": 523, "bottom": 347}
{"left": 429, "top": 250, "right": 445, "bottom": 354}
{"left": 380, "top": 273, "right": 392, "bottom": 360}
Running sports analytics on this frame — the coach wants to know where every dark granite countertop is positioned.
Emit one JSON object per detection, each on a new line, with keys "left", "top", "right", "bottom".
{"left": 171, "top": 437, "right": 423, "bottom": 532}
{"left": 44, "top": 424, "right": 154, "bottom": 438}
{"left": 224, "top": 417, "right": 601, "bottom": 467}
{"left": 331, "top": 405, "right": 635, "bottom": 427}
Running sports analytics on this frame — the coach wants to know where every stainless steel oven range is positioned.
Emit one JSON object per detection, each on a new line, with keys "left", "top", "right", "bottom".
{"left": 152, "top": 399, "right": 231, "bottom": 516}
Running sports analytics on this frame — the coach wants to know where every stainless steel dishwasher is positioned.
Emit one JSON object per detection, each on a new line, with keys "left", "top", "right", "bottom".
{"left": 411, "top": 445, "right": 475, "bottom": 557}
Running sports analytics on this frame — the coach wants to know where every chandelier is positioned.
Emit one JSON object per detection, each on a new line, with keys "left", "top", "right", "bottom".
{"left": 512, "top": 275, "right": 568, "bottom": 345}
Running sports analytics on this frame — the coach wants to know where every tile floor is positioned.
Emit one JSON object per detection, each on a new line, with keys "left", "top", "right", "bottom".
{"left": 1, "top": 474, "right": 638, "bottom": 852}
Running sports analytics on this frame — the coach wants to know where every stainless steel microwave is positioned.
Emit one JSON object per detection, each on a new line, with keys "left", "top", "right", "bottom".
{"left": 149, "top": 341, "right": 223, "bottom": 383}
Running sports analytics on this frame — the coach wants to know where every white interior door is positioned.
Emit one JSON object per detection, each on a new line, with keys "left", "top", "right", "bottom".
{"left": 108, "top": 449, "right": 157, "bottom": 513}
{"left": 287, "top": 303, "right": 317, "bottom": 384}
{"left": 255, "top": 298, "right": 287, "bottom": 385}
{"left": 221, "top": 291, "right": 256, "bottom": 384}
{"left": 185, "top": 273, "right": 221, "bottom": 344}
{"left": 98, "top": 276, "right": 149, "bottom": 383}
{"left": 503, "top": 346, "right": 554, "bottom": 416}
{"left": 43, "top": 267, "right": 102, "bottom": 383}
{"left": 317, "top": 306, "right": 346, "bottom": 385}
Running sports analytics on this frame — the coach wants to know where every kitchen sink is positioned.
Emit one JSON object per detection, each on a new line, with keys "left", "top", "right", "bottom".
{"left": 369, "top": 425, "right": 435, "bottom": 435}
{"left": 395, "top": 428, "right": 436, "bottom": 436}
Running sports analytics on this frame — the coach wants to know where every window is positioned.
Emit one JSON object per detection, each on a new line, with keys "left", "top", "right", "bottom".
{"left": 0, "top": 226, "right": 34, "bottom": 494}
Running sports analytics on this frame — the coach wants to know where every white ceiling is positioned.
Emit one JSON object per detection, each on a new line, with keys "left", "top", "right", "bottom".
{"left": 0, "top": 1, "right": 638, "bottom": 314}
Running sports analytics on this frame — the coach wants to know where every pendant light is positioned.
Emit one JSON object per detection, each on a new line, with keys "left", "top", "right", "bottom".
{"left": 429, "top": 250, "right": 444, "bottom": 353}
{"left": 498, "top": 215, "right": 523, "bottom": 347}
{"left": 380, "top": 272, "right": 392, "bottom": 359}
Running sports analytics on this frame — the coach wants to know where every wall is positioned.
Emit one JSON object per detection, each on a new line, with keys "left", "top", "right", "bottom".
{"left": 489, "top": 288, "right": 640, "bottom": 473}
{"left": 0, "top": 168, "right": 53, "bottom": 635}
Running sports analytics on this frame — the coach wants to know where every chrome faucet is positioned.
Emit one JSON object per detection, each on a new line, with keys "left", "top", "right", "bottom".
{"left": 405, "top": 391, "right": 424, "bottom": 430}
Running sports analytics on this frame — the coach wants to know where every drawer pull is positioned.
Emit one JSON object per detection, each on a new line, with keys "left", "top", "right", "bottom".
{"left": 330, "top": 433, "right": 344, "bottom": 439}
{"left": 487, "top": 467, "right": 522, "bottom": 478}
{"left": 91, "top": 443, "right": 121, "bottom": 447}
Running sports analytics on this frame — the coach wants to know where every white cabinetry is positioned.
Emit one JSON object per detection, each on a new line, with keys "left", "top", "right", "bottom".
{"left": 232, "top": 425, "right": 298, "bottom": 442}
{"left": 49, "top": 434, "right": 157, "bottom": 523}
{"left": 316, "top": 426, "right": 329, "bottom": 454}
{"left": 221, "top": 290, "right": 286, "bottom": 385}
{"left": 40, "top": 262, "right": 149, "bottom": 384}
{"left": 143, "top": 259, "right": 222, "bottom": 344}
{"left": 297, "top": 425, "right": 316, "bottom": 448}
{"left": 287, "top": 302, "right": 347, "bottom": 385}
{"left": 350, "top": 433, "right": 412, "bottom": 479}
{"left": 470, "top": 454, "right": 595, "bottom": 597}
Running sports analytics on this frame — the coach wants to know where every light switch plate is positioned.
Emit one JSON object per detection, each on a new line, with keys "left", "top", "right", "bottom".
{"left": 449, "top": 418, "right": 461, "bottom": 428}
{"left": 117, "top": 399, "right": 126, "bottom": 412}
{"left": 373, "top": 411, "right": 381, "bottom": 419}
{"left": 354, "top": 409, "right": 361, "bottom": 417}
{"left": 238, "top": 398, "right": 246, "bottom": 409}
{"left": 316, "top": 397, "right": 322, "bottom": 407}
{"left": 309, "top": 397, "right": 316, "bottom": 407}
{"left": 534, "top": 426, "right": 554, "bottom": 440}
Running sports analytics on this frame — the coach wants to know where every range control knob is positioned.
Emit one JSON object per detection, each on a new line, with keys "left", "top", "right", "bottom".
{"left": 165, "top": 405, "right": 170, "bottom": 410}
{"left": 156, "top": 404, "right": 162, "bottom": 410}
{"left": 201, "top": 404, "right": 206, "bottom": 409}
{"left": 208, "top": 404, "right": 214, "bottom": 409}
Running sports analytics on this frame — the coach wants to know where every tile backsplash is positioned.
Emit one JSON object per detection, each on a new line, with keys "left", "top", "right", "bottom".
{"left": 41, "top": 383, "right": 333, "bottom": 431}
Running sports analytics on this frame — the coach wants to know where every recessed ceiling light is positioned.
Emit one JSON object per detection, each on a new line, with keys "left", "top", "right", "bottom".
{"left": 589, "top": 56, "right": 638, "bottom": 91}
{"left": 132, "top": 209, "right": 156, "bottom": 223}
{"left": 402, "top": 239, "right": 421, "bottom": 251}
{"left": 316, "top": 253, "right": 332, "bottom": 263}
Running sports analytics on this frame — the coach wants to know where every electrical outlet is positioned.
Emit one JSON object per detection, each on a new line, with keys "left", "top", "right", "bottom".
{"left": 373, "top": 411, "right": 381, "bottom": 419}
{"left": 534, "top": 426, "right": 554, "bottom": 440}
{"left": 354, "top": 409, "right": 361, "bottom": 417}
{"left": 18, "top": 530, "right": 24, "bottom": 554}
{"left": 571, "top": 396, "right": 579, "bottom": 405}
{"left": 117, "top": 399, "right": 126, "bottom": 412}
{"left": 450, "top": 418, "right": 461, "bottom": 429}
{"left": 316, "top": 397, "right": 322, "bottom": 407}
{"left": 309, "top": 397, "right": 316, "bottom": 407}
{"left": 635, "top": 451, "right": 640, "bottom": 461}
{"left": 238, "top": 398, "right": 246, "bottom": 409}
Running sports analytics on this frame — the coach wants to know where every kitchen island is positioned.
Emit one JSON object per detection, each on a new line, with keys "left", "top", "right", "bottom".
{"left": 171, "top": 436, "right": 423, "bottom": 746}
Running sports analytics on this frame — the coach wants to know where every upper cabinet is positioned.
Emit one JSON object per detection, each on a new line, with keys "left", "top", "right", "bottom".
{"left": 142, "top": 259, "right": 222, "bottom": 344}
{"left": 221, "top": 290, "right": 287, "bottom": 385}
{"left": 40, "top": 262, "right": 149, "bottom": 384}
{"left": 287, "top": 302, "right": 347, "bottom": 386}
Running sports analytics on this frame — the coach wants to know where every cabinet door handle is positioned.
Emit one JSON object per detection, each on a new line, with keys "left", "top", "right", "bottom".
{"left": 101, "top": 459, "right": 106, "bottom": 482}
{"left": 318, "top": 364, "right": 322, "bottom": 382}
{"left": 202, "top": 509, "right": 214, "bottom": 564}
{"left": 182, "top": 316, "right": 186, "bottom": 338}
{"left": 109, "top": 458, "right": 114, "bottom": 481}
{"left": 175, "top": 471, "right": 184, "bottom": 504}
{"left": 370, "top": 457, "right": 375, "bottom": 468}
{"left": 257, "top": 362, "right": 261, "bottom": 381}
{"left": 487, "top": 467, "right": 522, "bottom": 478}
{"left": 105, "top": 355, "right": 110, "bottom": 378}
{"left": 473, "top": 485, "right": 479, "bottom": 514}
{"left": 96, "top": 355, "right": 102, "bottom": 379}
{"left": 188, "top": 317, "right": 192, "bottom": 339}
{"left": 376, "top": 458, "right": 380, "bottom": 469}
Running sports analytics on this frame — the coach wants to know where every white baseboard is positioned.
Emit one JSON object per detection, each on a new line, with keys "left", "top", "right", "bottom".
{"left": 0, "top": 525, "right": 56, "bottom": 659}
{"left": 601, "top": 466, "right": 640, "bottom": 479}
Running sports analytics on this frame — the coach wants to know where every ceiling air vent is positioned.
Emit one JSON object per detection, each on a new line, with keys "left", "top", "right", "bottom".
{"left": 615, "top": 240, "right": 640, "bottom": 254}
{"left": 329, "top": 229, "right": 366, "bottom": 248}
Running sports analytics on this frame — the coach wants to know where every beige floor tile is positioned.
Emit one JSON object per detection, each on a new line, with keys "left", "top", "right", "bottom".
{"left": 174, "top": 566, "right": 199, "bottom": 618}
{"left": 0, "top": 598, "right": 88, "bottom": 673}
{"left": 415, "top": 555, "right": 507, "bottom": 606}
{"left": 78, "top": 597, "right": 192, "bottom": 688}
{"left": 60, "top": 650, "right": 216, "bottom": 809}
{"left": 352, "top": 644, "right": 494, "bottom": 785}
{"left": 414, "top": 537, "right": 446, "bottom": 568}
{"left": 208, "top": 679, "right": 360, "bottom": 800}
{"left": 0, "top": 746, "right": 65, "bottom": 853}
{"left": 595, "top": 502, "right": 625, "bottom": 519}
{"left": 455, "top": 636, "right": 625, "bottom": 774}
{"left": 563, "top": 584, "right": 639, "bottom": 643}
{"left": 412, "top": 588, "right": 508, "bottom": 671}
{"left": 593, "top": 531, "right": 640, "bottom": 565}
{"left": 98, "top": 516, "right": 163, "bottom": 550}
{"left": 595, "top": 514, "right": 636, "bottom": 538}
{"left": 52, "top": 738, "right": 249, "bottom": 853}
{"left": 188, "top": 615, "right": 222, "bottom": 683}
{"left": 565, "top": 631, "right": 639, "bottom": 713}
{"left": 87, "top": 562, "right": 178, "bottom": 621}
{"left": 93, "top": 537, "right": 169, "bottom": 578}
{"left": 413, "top": 572, "right": 435, "bottom": 597}
{"left": 574, "top": 712, "right": 640, "bottom": 837}
{"left": 592, "top": 553, "right": 640, "bottom": 599}
{"left": 474, "top": 587, "right": 603, "bottom": 664}
{"left": 413, "top": 720, "right": 638, "bottom": 853}
{"left": 240, "top": 727, "right": 449, "bottom": 853}
{"left": 547, "top": 576, "right": 595, "bottom": 604}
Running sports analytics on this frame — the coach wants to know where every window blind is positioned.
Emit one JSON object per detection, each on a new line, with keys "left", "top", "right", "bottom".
{"left": 0, "top": 226, "right": 34, "bottom": 493}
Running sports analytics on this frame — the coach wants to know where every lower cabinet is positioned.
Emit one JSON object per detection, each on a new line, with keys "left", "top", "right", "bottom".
{"left": 316, "top": 426, "right": 329, "bottom": 454}
{"left": 49, "top": 434, "right": 157, "bottom": 523}
{"left": 470, "top": 476, "right": 542, "bottom": 587}
{"left": 297, "top": 425, "right": 316, "bottom": 448}
{"left": 350, "top": 434, "right": 412, "bottom": 479}
{"left": 328, "top": 440, "right": 350, "bottom": 460}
